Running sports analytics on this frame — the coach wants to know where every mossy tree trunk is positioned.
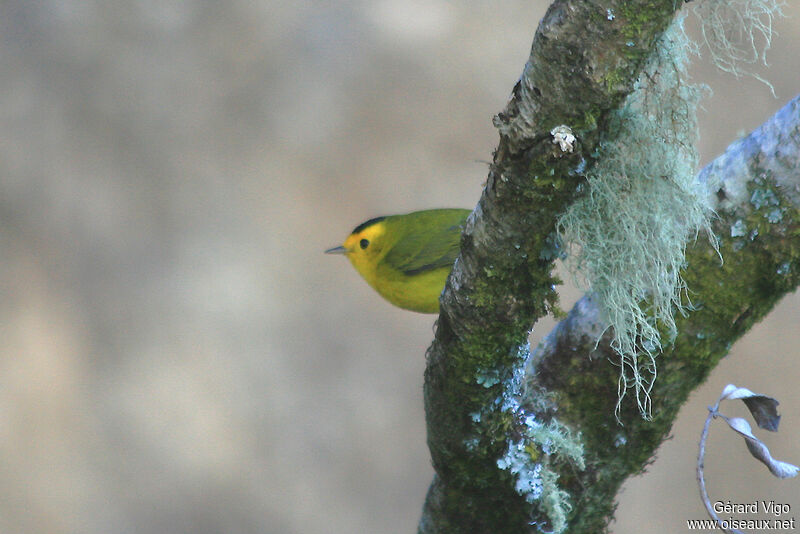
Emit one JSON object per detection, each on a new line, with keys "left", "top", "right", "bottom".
{"left": 419, "top": 0, "right": 800, "bottom": 531}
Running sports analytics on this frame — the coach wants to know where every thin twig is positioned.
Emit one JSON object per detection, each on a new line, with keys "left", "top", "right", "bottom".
{"left": 697, "top": 397, "right": 744, "bottom": 534}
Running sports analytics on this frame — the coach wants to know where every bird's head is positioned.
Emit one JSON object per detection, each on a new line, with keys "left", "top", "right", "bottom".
{"left": 325, "top": 216, "right": 389, "bottom": 275}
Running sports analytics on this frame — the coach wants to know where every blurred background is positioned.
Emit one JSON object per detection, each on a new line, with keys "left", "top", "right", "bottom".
{"left": 0, "top": 2, "right": 798, "bottom": 533}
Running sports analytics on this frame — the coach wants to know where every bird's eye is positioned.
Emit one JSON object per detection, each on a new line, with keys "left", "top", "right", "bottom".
{"left": 360, "top": 239, "right": 369, "bottom": 249}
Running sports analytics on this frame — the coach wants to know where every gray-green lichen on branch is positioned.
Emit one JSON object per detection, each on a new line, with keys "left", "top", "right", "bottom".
{"left": 420, "top": 0, "right": 800, "bottom": 531}
{"left": 422, "top": 1, "right": 686, "bottom": 532}
{"left": 530, "top": 94, "right": 800, "bottom": 532}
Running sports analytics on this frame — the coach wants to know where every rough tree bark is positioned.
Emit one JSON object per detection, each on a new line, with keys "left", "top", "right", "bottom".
{"left": 420, "top": 1, "right": 800, "bottom": 532}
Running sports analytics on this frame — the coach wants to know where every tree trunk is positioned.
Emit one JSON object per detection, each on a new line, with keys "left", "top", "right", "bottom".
{"left": 419, "top": 0, "right": 800, "bottom": 530}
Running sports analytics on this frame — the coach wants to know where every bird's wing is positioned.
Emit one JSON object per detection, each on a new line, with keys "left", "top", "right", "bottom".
{"left": 384, "top": 222, "right": 464, "bottom": 276}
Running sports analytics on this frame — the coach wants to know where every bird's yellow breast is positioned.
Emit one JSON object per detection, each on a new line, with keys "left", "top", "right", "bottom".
{"left": 368, "top": 262, "right": 451, "bottom": 313}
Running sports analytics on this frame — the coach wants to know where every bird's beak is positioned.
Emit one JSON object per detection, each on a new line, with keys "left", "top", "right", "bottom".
{"left": 325, "top": 246, "right": 347, "bottom": 255}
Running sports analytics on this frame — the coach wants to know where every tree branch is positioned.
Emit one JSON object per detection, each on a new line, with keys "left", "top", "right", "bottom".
{"left": 420, "top": 0, "right": 800, "bottom": 530}
{"left": 422, "top": 1, "right": 686, "bottom": 532}
{"left": 531, "top": 94, "right": 800, "bottom": 531}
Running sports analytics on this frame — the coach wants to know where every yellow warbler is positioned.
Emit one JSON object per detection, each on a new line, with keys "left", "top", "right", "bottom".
{"left": 325, "top": 208, "right": 470, "bottom": 313}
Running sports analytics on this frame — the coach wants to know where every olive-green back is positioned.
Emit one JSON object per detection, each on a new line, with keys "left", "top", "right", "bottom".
{"left": 382, "top": 209, "right": 470, "bottom": 276}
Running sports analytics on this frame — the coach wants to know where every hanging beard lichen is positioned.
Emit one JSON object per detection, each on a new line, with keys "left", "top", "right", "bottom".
{"left": 557, "top": 17, "right": 718, "bottom": 419}
{"left": 693, "top": 0, "right": 784, "bottom": 92}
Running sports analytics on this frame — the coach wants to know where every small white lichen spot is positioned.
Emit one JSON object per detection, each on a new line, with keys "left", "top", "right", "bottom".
{"left": 550, "top": 125, "right": 575, "bottom": 153}
{"left": 606, "top": 8, "right": 615, "bottom": 20}
{"left": 730, "top": 219, "right": 747, "bottom": 237}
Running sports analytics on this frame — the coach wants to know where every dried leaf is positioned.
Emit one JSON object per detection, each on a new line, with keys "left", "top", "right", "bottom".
{"left": 719, "top": 384, "right": 781, "bottom": 431}
{"left": 722, "top": 416, "right": 799, "bottom": 479}
{"left": 720, "top": 384, "right": 763, "bottom": 401}
{"left": 743, "top": 396, "right": 781, "bottom": 432}
{"left": 720, "top": 383, "right": 750, "bottom": 400}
